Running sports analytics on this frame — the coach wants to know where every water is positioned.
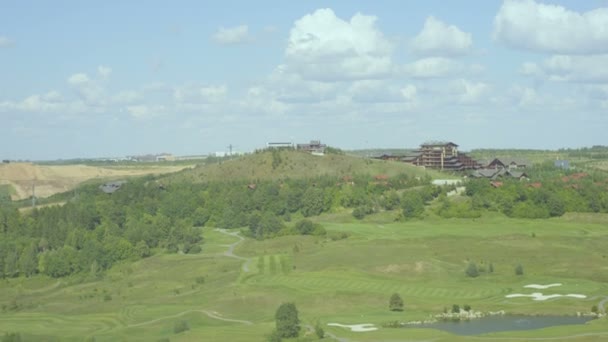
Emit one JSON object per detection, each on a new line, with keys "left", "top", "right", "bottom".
{"left": 405, "top": 315, "right": 594, "bottom": 335}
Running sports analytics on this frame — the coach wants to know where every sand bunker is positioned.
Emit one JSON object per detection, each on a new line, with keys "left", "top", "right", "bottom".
{"left": 524, "top": 283, "right": 562, "bottom": 289}
{"left": 506, "top": 292, "right": 587, "bottom": 301}
{"left": 327, "top": 323, "right": 378, "bottom": 332}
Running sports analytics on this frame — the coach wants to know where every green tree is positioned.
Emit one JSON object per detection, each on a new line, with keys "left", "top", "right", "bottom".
{"left": 314, "top": 321, "right": 325, "bottom": 339}
{"left": 19, "top": 243, "right": 38, "bottom": 277}
{"left": 275, "top": 302, "right": 300, "bottom": 338}
{"left": 465, "top": 261, "right": 479, "bottom": 278}
{"left": 301, "top": 188, "right": 325, "bottom": 217}
{"left": 389, "top": 293, "right": 404, "bottom": 311}
{"left": 294, "top": 219, "right": 314, "bottom": 235}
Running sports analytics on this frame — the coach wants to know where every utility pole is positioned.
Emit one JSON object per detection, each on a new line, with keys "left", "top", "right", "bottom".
{"left": 227, "top": 144, "right": 234, "bottom": 156}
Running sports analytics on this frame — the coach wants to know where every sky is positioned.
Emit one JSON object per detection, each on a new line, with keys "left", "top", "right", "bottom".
{"left": 1, "top": 0, "right": 607, "bottom": 160}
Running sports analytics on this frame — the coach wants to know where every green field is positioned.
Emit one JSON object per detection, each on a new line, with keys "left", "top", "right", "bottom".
{"left": 1, "top": 212, "right": 608, "bottom": 341}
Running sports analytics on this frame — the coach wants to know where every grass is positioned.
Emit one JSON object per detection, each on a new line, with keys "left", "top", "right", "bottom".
{"left": 164, "top": 149, "right": 448, "bottom": 184}
{"left": 2, "top": 213, "right": 608, "bottom": 341}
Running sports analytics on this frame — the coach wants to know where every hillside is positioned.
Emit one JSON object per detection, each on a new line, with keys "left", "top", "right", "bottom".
{"left": 164, "top": 150, "right": 446, "bottom": 183}
{"left": 0, "top": 162, "right": 192, "bottom": 200}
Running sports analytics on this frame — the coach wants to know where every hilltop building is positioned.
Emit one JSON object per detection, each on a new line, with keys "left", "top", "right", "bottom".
{"left": 296, "top": 140, "right": 326, "bottom": 154}
{"left": 266, "top": 142, "right": 294, "bottom": 149}
{"left": 403, "top": 141, "right": 480, "bottom": 171}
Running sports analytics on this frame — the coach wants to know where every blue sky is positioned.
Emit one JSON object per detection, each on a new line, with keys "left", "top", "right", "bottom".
{"left": 1, "top": 0, "right": 607, "bottom": 160}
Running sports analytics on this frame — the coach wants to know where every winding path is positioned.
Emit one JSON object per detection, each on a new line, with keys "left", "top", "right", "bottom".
{"left": 215, "top": 229, "right": 250, "bottom": 272}
{"left": 127, "top": 310, "right": 253, "bottom": 328}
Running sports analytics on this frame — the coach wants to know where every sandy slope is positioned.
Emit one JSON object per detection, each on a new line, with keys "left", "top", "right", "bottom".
{"left": 0, "top": 163, "right": 191, "bottom": 200}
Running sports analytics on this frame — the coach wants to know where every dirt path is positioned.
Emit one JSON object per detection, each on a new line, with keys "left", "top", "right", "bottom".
{"left": 127, "top": 310, "right": 253, "bottom": 328}
{"left": 215, "top": 229, "right": 250, "bottom": 272}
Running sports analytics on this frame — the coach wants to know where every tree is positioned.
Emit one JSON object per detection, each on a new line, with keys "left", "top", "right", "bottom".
{"left": 465, "top": 261, "right": 479, "bottom": 278}
{"left": 451, "top": 304, "right": 460, "bottom": 313}
{"left": 294, "top": 219, "right": 314, "bottom": 235}
{"left": 314, "top": 321, "right": 325, "bottom": 339}
{"left": 389, "top": 293, "right": 404, "bottom": 311}
{"left": 515, "top": 264, "right": 524, "bottom": 276}
{"left": 275, "top": 302, "right": 300, "bottom": 338}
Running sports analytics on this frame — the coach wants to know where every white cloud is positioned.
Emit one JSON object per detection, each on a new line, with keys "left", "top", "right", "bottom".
{"left": 0, "top": 36, "right": 14, "bottom": 48}
{"left": 494, "top": 0, "right": 608, "bottom": 54}
{"left": 401, "top": 85, "right": 417, "bottom": 102}
{"left": 284, "top": 8, "right": 393, "bottom": 81}
{"left": 0, "top": 91, "right": 86, "bottom": 114}
{"left": 97, "top": 65, "right": 112, "bottom": 79}
{"left": 126, "top": 105, "right": 167, "bottom": 119}
{"left": 173, "top": 84, "right": 228, "bottom": 103}
{"left": 410, "top": 16, "right": 472, "bottom": 57}
{"left": 212, "top": 25, "right": 250, "bottom": 45}
{"left": 452, "top": 79, "right": 489, "bottom": 104}
{"left": 113, "top": 90, "right": 141, "bottom": 104}
{"left": 522, "top": 54, "right": 608, "bottom": 82}
{"left": 68, "top": 73, "right": 91, "bottom": 86}
{"left": 401, "top": 57, "right": 480, "bottom": 78}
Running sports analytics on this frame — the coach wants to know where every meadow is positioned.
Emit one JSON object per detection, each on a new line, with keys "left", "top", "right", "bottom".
{"left": 1, "top": 211, "right": 607, "bottom": 341}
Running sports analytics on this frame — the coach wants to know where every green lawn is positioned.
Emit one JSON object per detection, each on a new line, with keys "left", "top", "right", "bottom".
{"left": 2, "top": 212, "right": 608, "bottom": 341}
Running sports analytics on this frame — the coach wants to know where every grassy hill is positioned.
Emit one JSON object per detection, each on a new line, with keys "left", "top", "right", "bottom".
{"left": 164, "top": 149, "right": 446, "bottom": 183}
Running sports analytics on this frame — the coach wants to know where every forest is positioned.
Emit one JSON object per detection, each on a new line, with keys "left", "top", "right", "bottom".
{"left": 1, "top": 151, "right": 607, "bottom": 280}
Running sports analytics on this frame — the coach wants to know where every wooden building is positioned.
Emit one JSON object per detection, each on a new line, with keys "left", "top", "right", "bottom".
{"left": 403, "top": 141, "right": 479, "bottom": 171}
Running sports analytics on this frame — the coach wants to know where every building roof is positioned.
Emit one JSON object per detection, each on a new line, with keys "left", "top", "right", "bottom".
{"left": 507, "top": 170, "right": 528, "bottom": 178}
{"left": 420, "top": 141, "right": 458, "bottom": 147}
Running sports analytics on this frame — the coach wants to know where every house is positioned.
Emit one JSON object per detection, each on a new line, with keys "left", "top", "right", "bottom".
{"left": 470, "top": 168, "right": 527, "bottom": 180}
{"left": 267, "top": 142, "right": 294, "bottom": 149}
{"left": 296, "top": 140, "right": 326, "bottom": 154}
{"left": 156, "top": 153, "right": 175, "bottom": 162}
{"left": 373, "top": 152, "right": 404, "bottom": 161}
{"left": 402, "top": 141, "right": 480, "bottom": 171}
{"left": 485, "top": 158, "right": 530, "bottom": 169}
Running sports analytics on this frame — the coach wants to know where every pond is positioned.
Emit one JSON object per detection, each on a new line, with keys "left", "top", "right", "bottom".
{"left": 405, "top": 315, "right": 595, "bottom": 335}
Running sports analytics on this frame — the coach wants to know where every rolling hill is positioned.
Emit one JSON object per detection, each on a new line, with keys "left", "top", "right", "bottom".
{"left": 163, "top": 149, "right": 446, "bottom": 183}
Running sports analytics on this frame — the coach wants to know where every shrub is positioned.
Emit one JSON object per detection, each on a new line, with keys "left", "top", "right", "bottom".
{"left": 173, "top": 320, "right": 189, "bottom": 334}
{"left": 389, "top": 293, "right": 404, "bottom": 311}
{"left": 515, "top": 264, "right": 524, "bottom": 276}
{"left": 451, "top": 304, "right": 460, "bottom": 313}
{"left": 188, "top": 245, "right": 202, "bottom": 254}
{"left": 314, "top": 321, "right": 325, "bottom": 339}
{"left": 465, "top": 262, "right": 479, "bottom": 278}
{"left": 266, "top": 330, "right": 282, "bottom": 342}
{"left": 195, "top": 276, "right": 205, "bottom": 284}
{"left": 1, "top": 332, "right": 21, "bottom": 342}
{"left": 463, "top": 304, "right": 471, "bottom": 312}
{"left": 591, "top": 305, "right": 598, "bottom": 314}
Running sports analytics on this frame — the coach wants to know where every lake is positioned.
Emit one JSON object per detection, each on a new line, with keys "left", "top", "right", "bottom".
{"left": 405, "top": 315, "right": 595, "bottom": 335}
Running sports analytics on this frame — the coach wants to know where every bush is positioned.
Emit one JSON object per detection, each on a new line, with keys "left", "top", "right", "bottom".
{"left": 173, "top": 320, "right": 189, "bottom": 334}
{"left": 188, "top": 245, "right": 202, "bottom": 254}
{"left": 591, "top": 305, "right": 598, "bottom": 314}
{"left": 195, "top": 276, "right": 205, "bottom": 284}
{"left": 515, "top": 264, "right": 524, "bottom": 276}
{"left": 463, "top": 304, "right": 471, "bottom": 312}
{"left": 451, "top": 304, "right": 460, "bottom": 313}
{"left": 266, "top": 329, "right": 282, "bottom": 342}
{"left": 465, "top": 262, "right": 479, "bottom": 278}
{"left": 389, "top": 293, "right": 404, "bottom": 311}
{"left": 314, "top": 321, "right": 325, "bottom": 339}
{"left": 1, "top": 333, "right": 21, "bottom": 342}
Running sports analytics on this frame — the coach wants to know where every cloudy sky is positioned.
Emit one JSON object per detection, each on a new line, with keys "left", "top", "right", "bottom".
{"left": 1, "top": 0, "right": 607, "bottom": 160}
